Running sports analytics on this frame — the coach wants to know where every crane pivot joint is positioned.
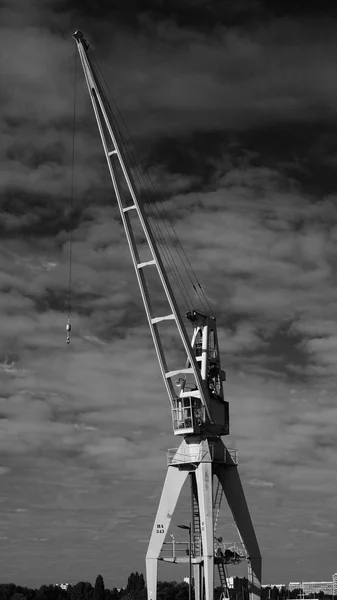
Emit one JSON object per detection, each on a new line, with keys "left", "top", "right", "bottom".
{"left": 186, "top": 310, "right": 197, "bottom": 322}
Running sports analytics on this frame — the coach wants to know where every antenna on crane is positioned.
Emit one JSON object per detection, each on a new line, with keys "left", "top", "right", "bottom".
{"left": 73, "top": 30, "right": 262, "bottom": 600}
{"left": 66, "top": 40, "right": 78, "bottom": 345}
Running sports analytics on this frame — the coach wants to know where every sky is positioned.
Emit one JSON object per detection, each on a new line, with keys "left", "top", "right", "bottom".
{"left": 1, "top": 0, "right": 337, "bottom": 590}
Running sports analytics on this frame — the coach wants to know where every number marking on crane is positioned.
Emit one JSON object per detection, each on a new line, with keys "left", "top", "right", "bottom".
{"left": 156, "top": 523, "right": 165, "bottom": 534}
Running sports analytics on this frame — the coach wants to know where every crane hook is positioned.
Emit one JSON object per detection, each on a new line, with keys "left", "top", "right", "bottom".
{"left": 66, "top": 318, "right": 71, "bottom": 344}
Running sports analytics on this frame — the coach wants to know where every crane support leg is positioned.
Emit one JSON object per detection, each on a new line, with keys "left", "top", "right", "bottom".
{"left": 215, "top": 464, "right": 262, "bottom": 600}
{"left": 195, "top": 462, "right": 214, "bottom": 600}
{"left": 146, "top": 466, "right": 189, "bottom": 600}
{"left": 193, "top": 563, "right": 203, "bottom": 600}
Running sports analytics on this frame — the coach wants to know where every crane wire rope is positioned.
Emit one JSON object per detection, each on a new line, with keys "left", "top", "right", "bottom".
{"left": 112, "top": 103, "right": 210, "bottom": 313}
{"left": 120, "top": 125, "right": 213, "bottom": 314}
{"left": 66, "top": 44, "right": 77, "bottom": 344}
{"left": 91, "top": 55, "right": 194, "bottom": 313}
{"left": 127, "top": 127, "right": 213, "bottom": 315}
{"left": 108, "top": 105, "right": 194, "bottom": 312}
{"left": 91, "top": 53, "right": 212, "bottom": 316}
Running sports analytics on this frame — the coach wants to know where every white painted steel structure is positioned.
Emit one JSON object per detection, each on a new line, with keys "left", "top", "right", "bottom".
{"left": 73, "top": 30, "right": 262, "bottom": 600}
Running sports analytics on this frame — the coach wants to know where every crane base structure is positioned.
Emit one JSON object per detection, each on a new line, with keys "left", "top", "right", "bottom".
{"left": 146, "top": 437, "right": 261, "bottom": 600}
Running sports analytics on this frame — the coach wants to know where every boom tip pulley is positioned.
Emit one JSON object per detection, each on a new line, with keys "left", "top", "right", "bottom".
{"left": 73, "top": 30, "right": 89, "bottom": 50}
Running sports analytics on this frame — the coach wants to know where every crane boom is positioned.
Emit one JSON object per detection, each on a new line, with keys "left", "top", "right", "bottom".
{"left": 73, "top": 30, "right": 230, "bottom": 437}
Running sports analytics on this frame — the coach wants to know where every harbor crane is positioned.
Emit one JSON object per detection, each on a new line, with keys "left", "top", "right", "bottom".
{"left": 73, "top": 30, "right": 261, "bottom": 600}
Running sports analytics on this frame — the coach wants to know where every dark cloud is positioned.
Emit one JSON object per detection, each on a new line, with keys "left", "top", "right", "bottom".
{"left": 54, "top": 0, "right": 337, "bottom": 33}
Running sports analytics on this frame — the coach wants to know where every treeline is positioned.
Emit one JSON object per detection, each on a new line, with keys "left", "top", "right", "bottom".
{"left": 0, "top": 574, "right": 334, "bottom": 600}
{"left": 0, "top": 573, "right": 187, "bottom": 600}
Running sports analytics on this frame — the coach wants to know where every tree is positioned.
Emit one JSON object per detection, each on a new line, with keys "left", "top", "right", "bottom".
{"left": 10, "top": 594, "right": 27, "bottom": 600}
{"left": 125, "top": 574, "right": 145, "bottom": 600}
{"left": 69, "top": 582, "right": 93, "bottom": 600}
{"left": 290, "top": 590, "right": 302, "bottom": 600}
{"left": 0, "top": 584, "right": 17, "bottom": 600}
{"left": 94, "top": 576, "right": 105, "bottom": 600}
{"left": 36, "top": 585, "right": 67, "bottom": 600}
{"left": 157, "top": 581, "right": 177, "bottom": 600}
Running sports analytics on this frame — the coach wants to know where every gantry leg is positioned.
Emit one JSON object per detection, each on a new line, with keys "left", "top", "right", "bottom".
{"left": 193, "top": 563, "right": 204, "bottom": 600}
{"left": 215, "top": 464, "right": 262, "bottom": 600}
{"left": 146, "top": 466, "right": 189, "bottom": 600}
{"left": 195, "top": 462, "right": 214, "bottom": 600}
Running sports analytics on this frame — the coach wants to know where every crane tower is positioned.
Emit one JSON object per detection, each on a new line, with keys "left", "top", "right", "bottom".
{"left": 73, "top": 31, "right": 261, "bottom": 600}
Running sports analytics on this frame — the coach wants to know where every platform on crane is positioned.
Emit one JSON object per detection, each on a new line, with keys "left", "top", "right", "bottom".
{"left": 166, "top": 444, "right": 238, "bottom": 466}
{"left": 159, "top": 539, "right": 247, "bottom": 565}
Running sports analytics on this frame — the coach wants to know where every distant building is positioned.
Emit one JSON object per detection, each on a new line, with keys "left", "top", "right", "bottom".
{"left": 288, "top": 582, "right": 333, "bottom": 595}
{"left": 333, "top": 574, "right": 337, "bottom": 595}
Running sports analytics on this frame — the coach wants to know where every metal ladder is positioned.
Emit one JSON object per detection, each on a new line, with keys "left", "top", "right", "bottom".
{"left": 213, "top": 477, "right": 223, "bottom": 535}
{"left": 191, "top": 474, "right": 202, "bottom": 556}
{"left": 214, "top": 477, "right": 230, "bottom": 599}
{"left": 218, "top": 562, "right": 230, "bottom": 600}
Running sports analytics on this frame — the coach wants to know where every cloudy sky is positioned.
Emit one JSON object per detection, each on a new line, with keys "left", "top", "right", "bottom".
{"left": 1, "top": 0, "right": 337, "bottom": 590}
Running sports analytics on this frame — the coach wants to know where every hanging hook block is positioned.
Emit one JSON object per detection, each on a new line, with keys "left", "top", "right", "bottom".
{"left": 66, "top": 319, "right": 72, "bottom": 344}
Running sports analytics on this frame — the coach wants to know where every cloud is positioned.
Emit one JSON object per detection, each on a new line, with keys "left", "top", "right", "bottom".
{"left": 85, "top": 15, "right": 337, "bottom": 138}
{"left": 248, "top": 479, "right": 274, "bottom": 488}
{"left": 1, "top": 0, "right": 337, "bottom": 589}
{"left": 1, "top": 148, "right": 336, "bottom": 585}
{"left": 0, "top": 154, "right": 336, "bottom": 584}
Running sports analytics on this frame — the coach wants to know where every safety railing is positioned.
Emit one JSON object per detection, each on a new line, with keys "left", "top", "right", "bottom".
{"left": 161, "top": 539, "right": 192, "bottom": 561}
{"left": 160, "top": 538, "right": 247, "bottom": 564}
